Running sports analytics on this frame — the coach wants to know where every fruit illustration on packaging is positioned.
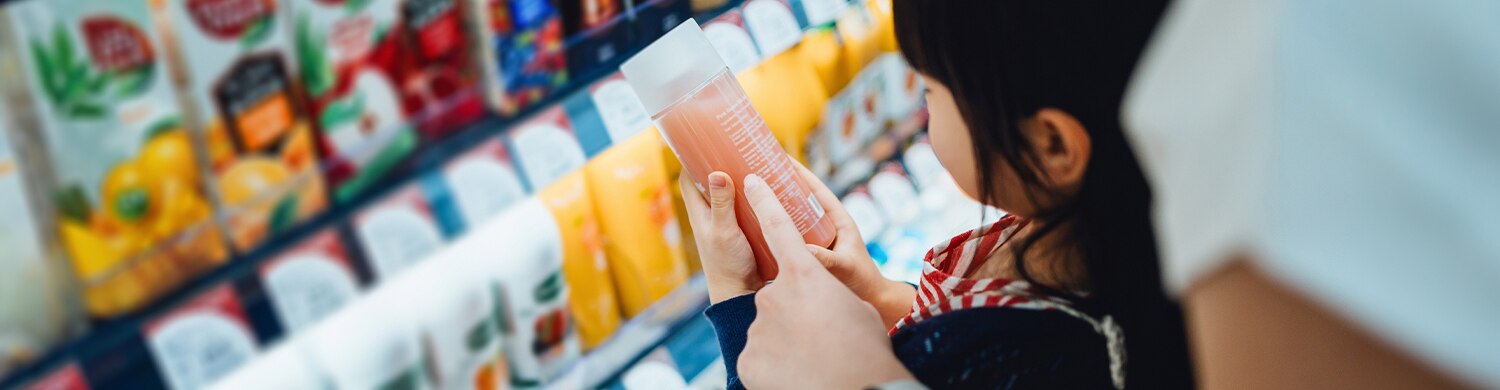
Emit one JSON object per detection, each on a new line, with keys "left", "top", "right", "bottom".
{"left": 219, "top": 156, "right": 307, "bottom": 246}
{"left": 16, "top": 0, "right": 230, "bottom": 318}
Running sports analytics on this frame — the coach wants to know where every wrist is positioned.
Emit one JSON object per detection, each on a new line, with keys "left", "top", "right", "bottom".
{"left": 706, "top": 275, "right": 759, "bottom": 304}
{"left": 871, "top": 279, "right": 917, "bottom": 325}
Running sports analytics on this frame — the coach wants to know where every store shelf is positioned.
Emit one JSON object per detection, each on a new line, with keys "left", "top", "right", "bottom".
{"left": 0, "top": 0, "right": 913, "bottom": 387}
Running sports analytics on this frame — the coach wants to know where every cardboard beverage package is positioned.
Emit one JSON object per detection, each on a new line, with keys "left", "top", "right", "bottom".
{"left": 468, "top": 0, "right": 570, "bottom": 115}
{"left": 152, "top": 0, "right": 328, "bottom": 251}
{"left": 453, "top": 199, "right": 581, "bottom": 388}
{"left": 538, "top": 171, "right": 620, "bottom": 349}
{"left": 289, "top": 0, "right": 484, "bottom": 202}
{"left": 353, "top": 184, "right": 448, "bottom": 280}
{"left": 439, "top": 138, "right": 529, "bottom": 228}
{"left": 145, "top": 285, "right": 260, "bottom": 390}
{"left": 7, "top": 0, "right": 230, "bottom": 318}
{"left": 505, "top": 106, "right": 587, "bottom": 190}
{"left": 259, "top": 228, "right": 362, "bottom": 332}
{"left": 0, "top": 105, "right": 82, "bottom": 377}
{"left": 583, "top": 131, "right": 688, "bottom": 316}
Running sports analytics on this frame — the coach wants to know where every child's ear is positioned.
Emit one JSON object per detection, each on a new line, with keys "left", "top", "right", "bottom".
{"left": 1023, "top": 108, "right": 1092, "bottom": 193}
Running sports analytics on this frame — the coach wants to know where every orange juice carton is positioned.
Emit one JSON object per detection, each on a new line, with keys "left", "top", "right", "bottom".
{"left": 145, "top": 284, "right": 259, "bottom": 390}
{"left": 622, "top": 20, "right": 836, "bottom": 280}
{"left": 353, "top": 185, "right": 448, "bottom": 280}
{"left": 584, "top": 131, "right": 689, "bottom": 316}
{"left": 538, "top": 171, "right": 621, "bottom": 349}
{"left": 505, "top": 106, "right": 588, "bottom": 190}
{"left": 152, "top": 0, "right": 330, "bottom": 251}
{"left": 259, "top": 228, "right": 362, "bottom": 333}
{"left": 7, "top": 0, "right": 230, "bottom": 318}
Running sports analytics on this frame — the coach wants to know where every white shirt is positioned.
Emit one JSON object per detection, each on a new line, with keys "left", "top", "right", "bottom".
{"left": 1124, "top": 0, "right": 1500, "bottom": 386}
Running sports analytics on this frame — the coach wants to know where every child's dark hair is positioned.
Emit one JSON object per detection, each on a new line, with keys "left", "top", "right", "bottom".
{"left": 893, "top": 0, "right": 1194, "bottom": 387}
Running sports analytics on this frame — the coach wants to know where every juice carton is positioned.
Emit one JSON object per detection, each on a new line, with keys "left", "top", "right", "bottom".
{"left": 797, "top": 26, "right": 845, "bottom": 93}
{"left": 7, "top": 0, "right": 230, "bottom": 318}
{"left": 819, "top": 66, "right": 882, "bottom": 165}
{"left": 739, "top": 49, "right": 828, "bottom": 163}
{"left": 741, "top": 0, "right": 802, "bottom": 59}
{"left": 559, "top": 0, "right": 630, "bottom": 78}
{"left": 835, "top": 2, "right": 880, "bottom": 82}
{"left": 0, "top": 106, "right": 81, "bottom": 377}
{"left": 702, "top": 9, "right": 762, "bottom": 75}
{"left": 259, "top": 228, "right": 362, "bottom": 332}
{"left": 538, "top": 171, "right": 620, "bottom": 350}
{"left": 353, "top": 185, "right": 447, "bottom": 280}
{"left": 453, "top": 199, "right": 581, "bottom": 388}
{"left": 865, "top": 0, "right": 896, "bottom": 52}
{"left": 587, "top": 73, "right": 652, "bottom": 143}
{"left": 289, "top": 0, "right": 487, "bottom": 201}
{"left": 797, "top": 0, "right": 845, "bottom": 27}
{"left": 439, "top": 138, "right": 529, "bottom": 228}
{"left": 583, "top": 131, "right": 688, "bottom": 316}
{"left": 145, "top": 285, "right": 259, "bottom": 390}
{"left": 506, "top": 106, "right": 587, "bottom": 190}
{"left": 213, "top": 341, "right": 329, "bottom": 389}
{"left": 387, "top": 252, "right": 507, "bottom": 390}
{"left": 630, "top": 0, "right": 693, "bottom": 44}
{"left": 152, "top": 0, "right": 328, "bottom": 251}
{"left": 17, "top": 362, "right": 89, "bottom": 390}
{"left": 468, "top": 0, "right": 570, "bottom": 114}
{"left": 309, "top": 291, "right": 433, "bottom": 390}
{"left": 876, "top": 53, "right": 924, "bottom": 123}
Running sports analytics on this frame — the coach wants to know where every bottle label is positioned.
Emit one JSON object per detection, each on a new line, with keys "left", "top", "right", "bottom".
{"left": 443, "top": 140, "right": 526, "bottom": 226}
{"left": 146, "top": 286, "right": 258, "bottom": 390}
{"left": 589, "top": 76, "right": 653, "bottom": 142}
{"left": 704, "top": 11, "right": 761, "bottom": 74}
{"left": 702, "top": 73, "right": 822, "bottom": 234}
{"left": 261, "top": 230, "right": 360, "bottom": 332}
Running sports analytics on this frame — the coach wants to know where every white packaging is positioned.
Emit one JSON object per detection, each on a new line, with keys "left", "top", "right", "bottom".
{"left": 210, "top": 341, "right": 327, "bottom": 390}
{"left": 390, "top": 253, "right": 504, "bottom": 390}
{"left": 308, "top": 291, "right": 432, "bottom": 390}
{"left": 446, "top": 198, "right": 580, "bottom": 389}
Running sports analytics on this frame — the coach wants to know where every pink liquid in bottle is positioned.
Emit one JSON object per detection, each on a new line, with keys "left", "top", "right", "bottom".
{"left": 623, "top": 20, "right": 836, "bottom": 280}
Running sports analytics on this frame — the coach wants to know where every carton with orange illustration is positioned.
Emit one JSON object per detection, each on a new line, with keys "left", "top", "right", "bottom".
{"left": 152, "top": 0, "right": 328, "bottom": 251}
{"left": 539, "top": 171, "right": 620, "bottom": 350}
{"left": 8, "top": 0, "right": 230, "bottom": 318}
{"left": 584, "top": 131, "right": 688, "bottom": 316}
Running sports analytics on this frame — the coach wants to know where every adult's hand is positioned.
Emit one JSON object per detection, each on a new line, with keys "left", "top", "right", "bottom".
{"left": 737, "top": 174, "right": 915, "bottom": 389}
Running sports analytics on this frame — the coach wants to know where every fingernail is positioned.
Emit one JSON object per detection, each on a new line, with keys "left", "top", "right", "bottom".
{"left": 709, "top": 173, "right": 728, "bottom": 189}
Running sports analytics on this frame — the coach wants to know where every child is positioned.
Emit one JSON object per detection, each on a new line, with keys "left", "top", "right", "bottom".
{"left": 680, "top": 0, "right": 1194, "bottom": 388}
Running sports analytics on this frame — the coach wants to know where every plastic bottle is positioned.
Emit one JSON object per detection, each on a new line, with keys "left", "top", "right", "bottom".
{"left": 622, "top": 20, "right": 837, "bottom": 280}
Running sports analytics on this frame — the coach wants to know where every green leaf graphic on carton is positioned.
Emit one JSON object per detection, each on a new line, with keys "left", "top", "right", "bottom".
{"left": 535, "top": 271, "right": 564, "bottom": 302}
{"left": 296, "top": 15, "right": 335, "bottom": 97}
{"left": 268, "top": 195, "right": 300, "bottom": 234}
{"left": 239, "top": 15, "right": 274, "bottom": 49}
{"left": 56, "top": 185, "right": 93, "bottom": 223}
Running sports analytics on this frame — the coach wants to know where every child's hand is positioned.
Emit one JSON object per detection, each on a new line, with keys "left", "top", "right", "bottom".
{"left": 682, "top": 171, "right": 761, "bottom": 303}
{"left": 793, "top": 164, "right": 917, "bottom": 326}
{"left": 737, "top": 174, "right": 915, "bottom": 389}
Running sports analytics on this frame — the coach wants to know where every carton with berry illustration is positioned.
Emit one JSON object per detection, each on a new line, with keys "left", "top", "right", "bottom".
{"left": 8, "top": 0, "right": 230, "bottom": 318}
{"left": 290, "top": 0, "right": 487, "bottom": 202}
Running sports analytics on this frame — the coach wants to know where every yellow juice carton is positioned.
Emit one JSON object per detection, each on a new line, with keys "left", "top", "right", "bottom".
{"left": 7, "top": 0, "right": 230, "bottom": 318}
{"left": 151, "top": 0, "right": 328, "bottom": 251}
{"left": 539, "top": 171, "right": 620, "bottom": 349}
{"left": 583, "top": 131, "right": 688, "bottom": 317}
{"left": 739, "top": 49, "right": 828, "bottom": 163}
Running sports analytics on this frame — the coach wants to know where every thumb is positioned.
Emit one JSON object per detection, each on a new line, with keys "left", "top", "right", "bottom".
{"left": 707, "top": 172, "right": 737, "bottom": 224}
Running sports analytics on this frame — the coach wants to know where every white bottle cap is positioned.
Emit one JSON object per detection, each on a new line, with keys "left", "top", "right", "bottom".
{"left": 621, "top": 19, "right": 731, "bottom": 116}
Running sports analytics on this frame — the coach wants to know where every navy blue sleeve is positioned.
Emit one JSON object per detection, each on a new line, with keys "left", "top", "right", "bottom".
{"left": 890, "top": 308, "right": 1114, "bottom": 388}
{"left": 703, "top": 293, "right": 757, "bottom": 390}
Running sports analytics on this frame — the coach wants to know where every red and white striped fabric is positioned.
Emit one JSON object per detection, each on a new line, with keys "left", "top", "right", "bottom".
{"left": 890, "top": 215, "right": 1128, "bottom": 389}
{"left": 892, "top": 215, "right": 1078, "bottom": 332}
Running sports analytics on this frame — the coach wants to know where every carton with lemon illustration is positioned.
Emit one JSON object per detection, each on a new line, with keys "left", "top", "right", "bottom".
{"left": 151, "top": 0, "right": 328, "bottom": 251}
{"left": 7, "top": 0, "right": 230, "bottom": 318}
